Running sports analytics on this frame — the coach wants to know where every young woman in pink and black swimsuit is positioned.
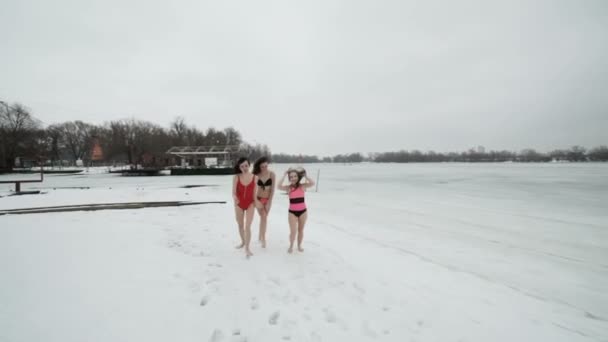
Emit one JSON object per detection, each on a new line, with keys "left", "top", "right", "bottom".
{"left": 253, "top": 156, "right": 275, "bottom": 248}
{"left": 277, "top": 168, "right": 315, "bottom": 253}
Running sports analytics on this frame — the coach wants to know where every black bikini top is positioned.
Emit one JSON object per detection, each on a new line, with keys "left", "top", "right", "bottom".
{"left": 257, "top": 178, "right": 273, "bottom": 189}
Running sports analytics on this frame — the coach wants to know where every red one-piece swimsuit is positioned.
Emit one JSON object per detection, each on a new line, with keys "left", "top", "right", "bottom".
{"left": 236, "top": 176, "right": 255, "bottom": 210}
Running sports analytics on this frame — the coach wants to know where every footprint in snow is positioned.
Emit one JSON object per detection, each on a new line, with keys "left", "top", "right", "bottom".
{"left": 362, "top": 321, "right": 378, "bottom": 338}
{"left": 206, "top": 278, "right": 220, "bottom": 285}
{"left": 250, "top": 298, "right": 260, "bottom": 310}
{"left": 268, "top": 277, "right": 281, "bottom": 286}
{"left": 190, "top": 282, "right": 201, "bottom": 292}
{"left": 323, "top": 308, "right": 337, "bottom": 324}
{"left": 209, "top": 329, "right": 224, "bottom": 342}
{"left": 269, "top": 311, "right": 280, "bottom": 325}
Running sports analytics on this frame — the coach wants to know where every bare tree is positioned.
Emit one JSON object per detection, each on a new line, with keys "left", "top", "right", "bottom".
{"left": 0, "top": 102, "right": 41, "bottom": 169}
{"left": 55, "top": 121, "right": 95, "bottom": 164}
{"left": 130, "top": 120, "right": 161, "bottom": 165}
{"left": 549, "top": 149, "right": 567, "bottom": 161}
{"left": 168, "top": 117, "right": 209, "bottom": 146}
{"left": 107, "top": 119, "right": 172, "bottom": 167}
{"left": 238, "top": 142, "right": 272, "bottom": 162}
{"left": 272, "top": 153, "right": 318, "bottom": 163}
{"left": 567, "top": 145, "right": 587, "bottom": 162}
{"left": 204, "top": 127, "right": 223, "bottom": 146}
{"left": 588, "top": 146, "right": 608, "bottom": 161}
{"left": 42, "top": 124, "right": 64, "bottom": 166}
{"left": 185, "top": 127, "right": 205, "bottom": 146}
{"left": 224, "top": 127, "right": 242, "bottom": 146}
{"left": 169, "top": 116, "right": 188, "bottom": 145}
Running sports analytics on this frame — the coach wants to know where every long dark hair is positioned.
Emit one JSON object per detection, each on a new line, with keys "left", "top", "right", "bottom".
{"left": 253, "top": 156, "right": 270, "bottom": 175}
{"left": 234, "top": 157, "right": 250, "bottom": 174}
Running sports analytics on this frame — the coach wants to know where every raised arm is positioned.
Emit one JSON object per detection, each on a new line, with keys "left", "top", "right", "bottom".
{"left": 277, "top": 171, "right": 290, "bottom": 191}
{"left": 302, "top": 171, "right": 316, "bottom": 190}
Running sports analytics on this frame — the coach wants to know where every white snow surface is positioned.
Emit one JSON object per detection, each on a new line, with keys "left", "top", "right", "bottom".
{"left": 1, "top": 163, "right": 607, "bottom": 342}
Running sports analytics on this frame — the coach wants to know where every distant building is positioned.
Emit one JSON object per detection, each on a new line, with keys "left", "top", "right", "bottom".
{"left": 91, "top": 137, "right": 104, "bottom": 162}
{"left": 165, "top": 145, "right": 240, "bottom": 175}
{"left": 166, "top": 145, "right": 240, "bottom": 168}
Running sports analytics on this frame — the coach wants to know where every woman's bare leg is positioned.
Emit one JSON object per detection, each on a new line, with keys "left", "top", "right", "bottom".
{"left": 257, "top": 207, "right": 268, "bottom": 248}
{"left": 244, "top": 204, "right": 255, "bottom": 257}
{"left": 288, "top": 213, "right": 298, "bottom": 253}
{"left": 234, "top": 206, "right": 245, "bottom": 248}
{"left": 297, "top": 211, "right": 308, "bottom": 252}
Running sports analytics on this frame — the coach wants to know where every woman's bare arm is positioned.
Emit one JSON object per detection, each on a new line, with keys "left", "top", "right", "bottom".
{"left": 232, "top": 175, "right": 239, "bottom": 204}
{"left": 302, "top": 172, "right": 315, "bottom": 190}
{"left": 269, "top": 171, "right": 277, "bottom": 201}
{"left": 277, "top": 171, "right": 290, "bottom": 191}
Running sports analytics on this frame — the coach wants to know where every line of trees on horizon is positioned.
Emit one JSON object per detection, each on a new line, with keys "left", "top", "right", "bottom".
{"left": 0, "top": 101, "right": 270, "bottom": 170}
{"left": 271, "top": 146, "right": 608, "bottom": 163}
{"left": 2, "top": 101, "right": 607, "bottom": 170}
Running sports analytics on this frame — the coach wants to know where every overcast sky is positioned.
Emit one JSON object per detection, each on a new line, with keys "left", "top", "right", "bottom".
{"left": 1, "top": 0, "right": 607, "bottom": 155}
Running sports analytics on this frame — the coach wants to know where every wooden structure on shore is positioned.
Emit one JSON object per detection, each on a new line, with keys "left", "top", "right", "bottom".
{"left": 0, "top": 163, "right": 44, "bottom": 193}
{"left": 166, "top": 145, "right": 239, "bottom": 175}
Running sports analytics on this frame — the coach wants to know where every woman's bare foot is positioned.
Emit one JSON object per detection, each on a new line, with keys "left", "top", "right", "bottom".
{"left": 235, "top": 243, "right": 245, "bottom": 249}
{"left": 287, "top": 247, "right": 293, "bottom": 253}
{"left": 246, "top": 249, "right": 253, "bottom": 257}
{"left": 297, "top": 246, "right": 304, "bottom": 252}
{"left": 261, "top": 240, "right": 267, "bottom": 248}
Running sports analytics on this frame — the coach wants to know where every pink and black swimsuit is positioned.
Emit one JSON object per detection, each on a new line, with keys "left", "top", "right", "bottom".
{"left": 288, "top": 186, "right": 307, "bottom": 217}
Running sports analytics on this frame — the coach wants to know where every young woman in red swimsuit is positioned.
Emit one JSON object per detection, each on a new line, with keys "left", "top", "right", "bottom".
{"left": 253, "top": 156, "right": 275, "bottom": 248}
{"left": 277, "top": 168, "right": 315, "bottom": 253}
{"left": 232, "top": 157, "right": 260, "bottom": 258}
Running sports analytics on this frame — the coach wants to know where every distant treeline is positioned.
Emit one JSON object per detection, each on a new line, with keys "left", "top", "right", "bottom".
{"left": 0, "top": 101, "right": 270, "bottom": 170}
{"left": 272, "top": 153, "right": 364, "bottom": 163}
{"left": 2, "top": 101, "right": 606, "bottom": 170}
{"left": 272, "top": 146, "right": 608, "bottom": 163}
{"left": 372, "top": 147, "right": 608, "bottom": 162}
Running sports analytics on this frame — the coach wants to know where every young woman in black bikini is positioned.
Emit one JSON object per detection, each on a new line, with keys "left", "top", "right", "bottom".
{"left": 277, "top": 168, "right": 315, "bottom": 253}
{"left": 253, "top": 156, "right": 275, "bottom": 248}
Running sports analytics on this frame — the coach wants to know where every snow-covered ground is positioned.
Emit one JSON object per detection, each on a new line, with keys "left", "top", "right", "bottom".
{"left": 1, "top": 163, "right": 607, "bottom": 342}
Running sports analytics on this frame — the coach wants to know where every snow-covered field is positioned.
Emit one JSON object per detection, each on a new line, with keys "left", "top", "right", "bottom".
{"left": 1, "top": 163, "right": 607, "bottom": 342}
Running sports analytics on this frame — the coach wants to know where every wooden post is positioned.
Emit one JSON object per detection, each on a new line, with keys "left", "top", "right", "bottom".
{"left": 315, "top": 169, "right": 320, "bottom": 192}
{"left": 0, "top": 159, "right": 44, "bottom": 193}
